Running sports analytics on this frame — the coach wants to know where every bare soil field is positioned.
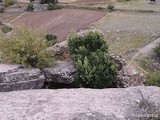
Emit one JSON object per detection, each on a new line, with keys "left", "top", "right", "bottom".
{"left": 12, "top": 9, "right": 106, "bottom": 42}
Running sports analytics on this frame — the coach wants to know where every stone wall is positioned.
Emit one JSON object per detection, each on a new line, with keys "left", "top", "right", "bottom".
{"left": 0, "top": 29, "right": 146, "bottom": 92}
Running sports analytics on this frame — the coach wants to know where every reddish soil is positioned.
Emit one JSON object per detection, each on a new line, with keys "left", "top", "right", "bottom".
{"left": 0, "top": 21, "right": 3, "bottom": 26}
{"left": 12, "top": 9, "right": 106, "bottom": 42}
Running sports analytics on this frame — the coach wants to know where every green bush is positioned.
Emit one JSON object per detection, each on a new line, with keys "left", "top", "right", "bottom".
{"left": 75, "top": 51, "right": 118, "bottom": 88}
{"left": 68, "top": 32, "right": 108, "bottom": 61}
{"left": 45, "top": 33, "right": 57, "bottom": 40}
{"left": 4, "top": 0, "right": 13, "bottom": 6}
{"left": 68, "top": 32, "right": 118, "bottom": 88}
{"left": 98, "top": 7, "right": 103, "bottom": 9}
{"left": 26, "top": 3, "right": 34, "bottom": 11}
{"left": 107, "top": 4, "right": 115, "bottom": 11}
{"left": 155, "top": 44, "right": 160, "bottom": 58}
{"left": 146, "top": 72, "right": 160, "bottom": 87}
{"left": 0, "top": 26, "right": 54, "bottom": 68}
{"left": 47, "top": 3, "right": 63, "bottom": 10}
{"left": 45, "top": 33, "right": 57, "bottom": 45}
{"left": 30, "top": 0, "right": 34, "bottom": 2}
{"left": 1, "top": 25, "right": 12, "bottom": 33}
{"left": 40, "top": 0, "right": 58, "bottom": 4}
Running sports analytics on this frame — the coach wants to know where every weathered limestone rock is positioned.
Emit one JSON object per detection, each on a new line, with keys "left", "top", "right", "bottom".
{"left": 43, "top": 61, "right": 76, "bottom": 84}
{"left": 77, "top": 29, "right": 104, "bottom": 36}
{"left": 108, "top": 52, "right": 127, "bottom": 70}
{"left": 73, "top": 112, "right": 118, "bottom": 120}
{"left": 49, "top": 41, "right": 69, "bottom": 60}
{"left": 116, "top": 65, "right": 146, "bottom": 88}
{"left": 0, "top": 86, "right": 159, "bottom": 120}
{"left": 0, "top": 64, "right": 45, "bottom": 92}
{"left": 32, "top": 1, "right": 48, "bottom": 12}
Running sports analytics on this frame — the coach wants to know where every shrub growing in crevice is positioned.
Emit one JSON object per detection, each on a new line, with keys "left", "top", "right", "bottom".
{"left": 68, "top": 31, "right": 118, "bottom": 88}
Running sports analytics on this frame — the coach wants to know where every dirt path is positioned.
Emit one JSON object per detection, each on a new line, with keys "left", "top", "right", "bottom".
{"left": 129, "top": 38, "right": 160, "bottom": 64}
{"left": 12, "top": 9, "right": 106, "bottom": 42}
{"left": 9, "top": 12, "right": 26, "bottom": 24}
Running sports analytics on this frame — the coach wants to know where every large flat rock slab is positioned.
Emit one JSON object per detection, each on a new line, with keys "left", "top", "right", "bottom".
{"left": 0, "top": 86, "right": 159, "bottom": 119}
{"left": 0, "top": 64, "right": 45, "bottom": 92}
{"left": 0, "top": 64, "right": 21, "bottom": 73}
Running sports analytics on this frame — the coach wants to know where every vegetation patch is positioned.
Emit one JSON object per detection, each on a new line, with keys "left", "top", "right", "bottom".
{"left": 155, "top": 44, "right": 160, "bottom": 59}
{"left": 68, "top": 31, "right": 118, "bottom": 88}
{"left": 107, "top": 4, "right": 115, "bottom": 11}
{"left": 0, "top": 26, "right": 55, "bottom": 68}
{"left": 40, "top": 0, "right": 58, "bottom": 4}
{"left": 105, "top": 31, "right": 148, "bottom": 55}
{"left": 4, "top": 0, "right": 14, "bottom": 6}
{"left": 0, "top": 25, "right": 12, "bottom": 33}
{"left": 47, "top": 4, "right": 63, "bottom": 10}
{"left": 26, "top": 3, "right": 34, "bottom": 11}
{"left": 45, "top": 33, "right": 57, "bottom": 45}
{"left": 146, "top": 72, "right": 160, "bottom": 87}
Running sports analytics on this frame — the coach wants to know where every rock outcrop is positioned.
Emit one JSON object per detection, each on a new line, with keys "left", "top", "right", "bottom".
{"left": 116, "top": 65, "right": 146, "bottom": 88}
{"left": 32, "top": 1, "right": 48, "bottom": 12}
{"left": 0, "top": 64, "right": 45, "bottom": 92}
{"left": 49, "top": 41, "right": 69, "bottom": 60}
{"left": 0, "top": 86, "right": 159, "bottom": 120}
{"left": 43, "top": 61, "right": 76, "bottom": 84}
{"left": 49, "top": 29, "right": 146, "bottom": 88}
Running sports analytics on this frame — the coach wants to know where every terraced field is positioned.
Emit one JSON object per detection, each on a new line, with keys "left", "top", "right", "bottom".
{"left": 12, "top": 9, "right": 106, "bottom": 42}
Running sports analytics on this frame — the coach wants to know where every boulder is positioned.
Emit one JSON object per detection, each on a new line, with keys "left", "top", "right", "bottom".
{"left": 43, "top": 61, "right": 76, "bottom": 84}
{"left": 49, "top": 41, "right": 69, "bottom": 60}
{"left": 32, "top": 1, "right": 48, "bottom": 12}
{"left": 0, "top": 64, "right": 45, "bottom": 92}
{"left": 116, "top": 65, "right": 146, "bottom": 88}
{"left": 0, "top": 86, "right": 159, "bottom": 119}
{"left": 108, "top": 52, "right": 126, "bottom": 70}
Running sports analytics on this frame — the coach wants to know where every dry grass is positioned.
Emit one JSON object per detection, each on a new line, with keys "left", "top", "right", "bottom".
{"left": 105, "top": 31, "right": 148, "bottom": 55}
